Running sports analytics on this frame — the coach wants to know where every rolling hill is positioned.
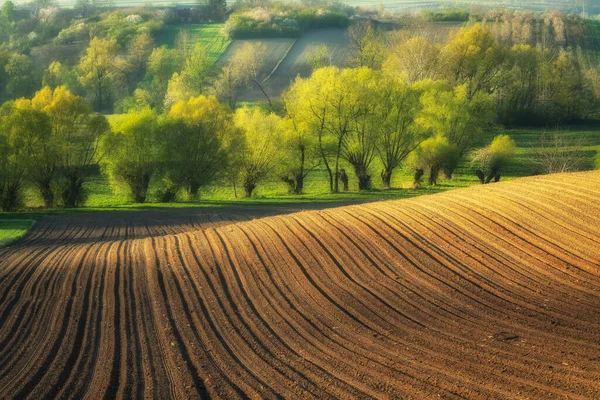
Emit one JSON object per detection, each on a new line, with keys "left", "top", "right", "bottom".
{"left": 1, "top": 171, "right": 599, "bottom": 398}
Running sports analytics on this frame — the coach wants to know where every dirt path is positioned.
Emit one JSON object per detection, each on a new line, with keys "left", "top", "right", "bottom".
{"left": 1, "top": 172, "right": 599, "bottom": 399}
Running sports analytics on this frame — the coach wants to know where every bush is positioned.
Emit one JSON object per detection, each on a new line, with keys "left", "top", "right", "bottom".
{"left": 410, "top": 136, "right": 459, "bottom": 186}
{"left": 471, "top": 134, "right": 516, "bottom": 183}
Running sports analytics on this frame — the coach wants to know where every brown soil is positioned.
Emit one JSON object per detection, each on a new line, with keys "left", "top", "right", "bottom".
{"left": 1, "top": 172, "right": 599, "bottom": 399}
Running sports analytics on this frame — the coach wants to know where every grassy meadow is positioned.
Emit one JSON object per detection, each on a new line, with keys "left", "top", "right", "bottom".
{"left": 156, "top": 23, "right": 231, "bottom": 66}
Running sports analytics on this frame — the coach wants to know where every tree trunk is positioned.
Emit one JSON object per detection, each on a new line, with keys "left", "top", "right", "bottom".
{"left": 37, "top": 179, "right": 54, "bottom": 209}
{"left": 0, "top": 180, "right": 21, "bottom": 211}
{"left": 413, "top": 169, "right": 424, "bottom": 188}
{"left": 253, "top": 80, "right": 272, "bottom": 107}
{"left": 333, "top": 139, "right": 342, "bottom": 193}
{"left": 353, "top": 164, "right": 371, "bottom": 191}
{"left": 161, "top": 188, "right": 178, "bottom": 203}
{"left": 381, "top": 168, "right": 392, "bottom": 189}
{"left": 243, "top": 181, "right": 256, "bottom": 198}
{"left": 443, "top": 166, "right": 454, "bottom": 180}
{"left": 130, "top": 173, "right": 150, "bottom": 203}
{"left": 62, "top": 174, "right": 86, "bottom": 208}
{"left": 189, "top": 181, "right": 200, "bottom": 198}
{"left": 429, "top": 166, "right": 440, "bottom": 186}
{"left": 339, "top": 169, "right": 349, "bottom": 192}
{"left": 475, "top": 169, "right": 485, "bottom": 184}
{"left": 485, "top": 166, "right": 500, "bottom": 184}
{"left": 294, "top": 174, "right": 304, "bottom": 194}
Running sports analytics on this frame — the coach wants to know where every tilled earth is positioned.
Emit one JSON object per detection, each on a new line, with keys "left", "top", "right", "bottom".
{"left": 1, "top": 172, "right": 599, "bottom": 399}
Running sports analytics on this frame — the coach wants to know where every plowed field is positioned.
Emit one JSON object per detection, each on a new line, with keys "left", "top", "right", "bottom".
{"left": 1, "top": 172, "right": 600, "bottom": 399}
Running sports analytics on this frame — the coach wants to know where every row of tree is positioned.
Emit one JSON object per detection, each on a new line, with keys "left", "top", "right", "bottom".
{"left": 1, "top": 64, "right": 509, "bottom": 210}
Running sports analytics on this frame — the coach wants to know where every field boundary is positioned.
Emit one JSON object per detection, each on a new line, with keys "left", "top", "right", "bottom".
{"left": 262, "top": 39, "right": 299, "bottom": 84}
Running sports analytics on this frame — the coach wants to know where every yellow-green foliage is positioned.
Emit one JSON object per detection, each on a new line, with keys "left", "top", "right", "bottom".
{"left": 472, "top": 134, "right": 517, "bottom": 176}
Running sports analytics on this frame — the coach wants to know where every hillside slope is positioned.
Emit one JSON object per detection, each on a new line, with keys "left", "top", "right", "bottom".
{"left": 1, "top": 171, "right": 599, "bottom": 398}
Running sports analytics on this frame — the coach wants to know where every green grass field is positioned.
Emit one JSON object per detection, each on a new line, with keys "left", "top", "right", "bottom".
{"left": 156, "top": 23, "right": 231, "bottom": 66}
{"left": 0, "top": 217, "right": 35, "bottom": 247}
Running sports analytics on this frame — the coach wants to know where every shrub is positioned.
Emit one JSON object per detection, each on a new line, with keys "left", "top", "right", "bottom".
{"left": 471, "top": 134, "right": 517, "bottom": 183}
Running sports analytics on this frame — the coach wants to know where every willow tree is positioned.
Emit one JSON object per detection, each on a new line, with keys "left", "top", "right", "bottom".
{"left": 284, "top": 67, "right": 364, "bottom": 193}
{"left": 374, "top": 77, "right": 429, "bottom": 188}
{"left": 102, "top": 109, "right": 161, "bottom": 203}
{"left": 233, "top": 107, "right": 284, "bottom": 198}
{"left": 417, "top": 81, "right": 495, "bottom": 178}
{"left": 160, "top": 95, "right": 234, "bottom": 200}
{"left": 79, "top": 37, "right": 119, "bottom": 111}
{"left": 32, "top": 86, "right": 109, "bottom": 207}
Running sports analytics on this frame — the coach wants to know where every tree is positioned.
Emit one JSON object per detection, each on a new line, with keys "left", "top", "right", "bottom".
{"left": 214, "top": 64, "right": 243, "bottom": 109}
{"left": 307, "top": 45, "right": 332, "bottom": 71}
{"left": 471, "top": 134, "right": 516, "bottom": 183}
{"left": 374, "top": 78, "right": 429, "bottom": 188}
{"left": 8, "top": 99, "right": 55, "bottom": 208}
{"left": 279, "top": 93, "right": 321, "bottom": 194}
{"left": 383, "top": 35, "right": 444, "bottom": 83}
{"left": 198, "top": 0, "right": 227, "bottom": 22}
{"left": 2, "top": 1, "right": 15, "bottom": 22}
{"left": 43, "top": 61, "right": 79, "bottom": 92}
{"left": 164, "top": 43, "right": 210, "bottom": 106}
{"left": 442, "top": 23, "right": 508, "bottom": 97}
{"left": 78, "top": 37, "right": 119, "bottom": 111}
{"left": 160, "top": 95, "right": 233, "bottom": 200}
{"left": 101, "top": 109, "right": 160, "bottom": 203}
{"left": 233, "top": 107, "right": 283, "bottom": 197}
{"left": 284, "top": 67, "right": 364, "bottom": 193}
{"left": 145, "top": 46, "right": 182, "bottom": 109}
{"left": 124, "top": 32, "right": 154, "bottom": 90}
{"left": 341, "top": 68, "right": 380, "bottom": 190}
{"left": 5, "top": 54, "right": 37, "bottom": 100}
{"left": 0, "top": 102, "right": 34, "bottom": 211}
{"left": 417, "top": 81, "right": 495, "bottom": 178}
{"left": 347, "top": 21, "right": 386, "bottom": 69}
{"left": 534, "top": 129, "right": 587, "bottom": 174}
{"left": 215, "top": 42, "right": 270, "bottom": 107}
{"left": 31, "top": 86, "right": 109, "bottom": 207}
{"left": 409, "top": 135, "right": 458, "bottom": 186}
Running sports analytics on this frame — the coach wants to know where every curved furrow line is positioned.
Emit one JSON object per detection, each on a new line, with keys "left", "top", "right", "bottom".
{"left": 387, "top": 199, "right": 600, "bottom": 314}
{"left": 398, "top": 201, "right": 600, "bottom": 310}
{"left": 207, "top": 228, "right": 345, "bottom": 398}
{"left": 0, "top": 224, "right": 92, "bottom": 311}
{"left": 434, "top": 196, "right": 600, "bottom": 295}
{"left": 219, "top": 224, "right": 415, "bottom": 399}
{"left": 241, "top": 219, "right": 478, "bottom": 399}
{"left": 318, "top": 208, "right": 600, "bottom": 396}
{"left": 344, "top": 204, "right": 600, "bottom": 360}
{"left": 172, "top": 234, "right": 254, "bottom": 399}
{"left": 464, "top": 187, "right": 600, "bottom": 253}
{"left": 352, "top": 209, "right": 600, "bottom": 394}
{"left": 370, "top": 205, "right": 600, "bottom": 374}
{"left": 0, "top": 238, "right": 86, "bottom": 368}
{"left": 176, "top": 232, "right": 338, "bottom": 399}
{"left": 0, "top": 224, "right": 101, "bottom": 375}
{"left": 181, "top": 230, "right": 290, "bottom": 399}
{"left": 144, "top": 236, "right": 208, "bottom": 399}
{"left": 310, "top": 210, "right": 485, "bottom": 326}
{"left": 416, "top": 194, "right": 600, "bottom": 287}
{"left": 257, "top": 216, "right": 514, "bottom": 399}
{"left": 1, "top": 239, "right": 99, "bottom": 398}
{"left": 48, "top": 240, "right": 115, "bottom": 399}
{"left": 319, "top": 206, "right": 600, "bottom": 382}
{"left": 364, "top": 204, "right": 600, "bottom": 345}
{"left": 500, "top": 181, "right": 600, "bottom": 226}
{"left": 446, "top": 191, "right": 599, "bottom": 267}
